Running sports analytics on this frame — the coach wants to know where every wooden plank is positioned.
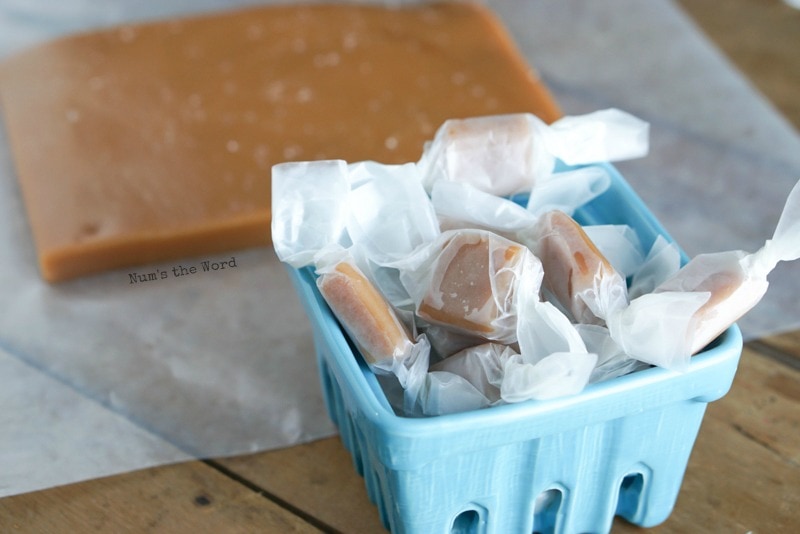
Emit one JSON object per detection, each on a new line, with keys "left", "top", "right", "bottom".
{"left": 614, "top": 345, "right": 800, "bottom": 533}
{"left": 219, "top": 346, "right": 799, "bottom": 533}
{"left": 219, "top": 438, "right": 385, "bottom": 534}
{"left": 755, "top": 330, "right": 800, "bottom": 365}
{"left": 0, "top": 460, "right": 321, "bottom": 534}
{"left": 676, "top": 0, "right": 800, "bottom": 129}
{"left": 715, "top": 341, "right": 800, "bottom": 464}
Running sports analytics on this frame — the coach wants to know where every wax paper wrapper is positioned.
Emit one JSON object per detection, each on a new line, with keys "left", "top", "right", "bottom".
{"left": 417, "top": 108, "right": 648, "bottom": 197}
{"left": 272, "top": 158, "right": 440, "bottom": 304}
{"left": 415, "top": 283, "right": 598, "bottom": 416}
{"left": 315, "top": 253, "right": 431, "bottom": 414}
{"left": 417, "top": 342, "right": 595, "bottom": 416}
{"left": 608, "top": 178, "right": 800, "bottom": 370}
{"left": 316, "top": 254, "right": 415, "bottom": 369}
{"left": 345, "top": 161, "right": 440, "bottom": 268}
{"left": 432, "top": 180, "right": 537, "bottom": 237}
{"left": 272, "top": 159, "right": 438, "bottom": 413}
{"left": 431, "top": 165, "right": 614, "bottom": 237}
{"left": 272, "top": 159, "right": 440, "bottom": 268}
{"left": 272, "top": 160, "right": 351, "bottom": 268}
{"left": 526, "top": 210, "right": 630, "bottom": 325}
{"left": 628, "top": 235, "right": 682, "bottom": 299}
{"left": 577, "top": 324, "right": 650, "bottom": 384}
{"left": 397, "top": 228, "right": 542, "bottom": 344}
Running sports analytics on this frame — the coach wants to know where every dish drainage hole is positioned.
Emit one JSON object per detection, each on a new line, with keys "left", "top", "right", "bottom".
{"left": 616, "top": 473, "right": 645, "bottom": 518}
{"left": 533, "top": 488, "right": 564, "bottom": 534}
{"left": 450, "top": 505, "right": 487, "bottom": 534}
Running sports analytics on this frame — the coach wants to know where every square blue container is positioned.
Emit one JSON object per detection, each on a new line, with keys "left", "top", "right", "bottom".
{"left": 287, "top": 164, "right": 743, "bottom": 534}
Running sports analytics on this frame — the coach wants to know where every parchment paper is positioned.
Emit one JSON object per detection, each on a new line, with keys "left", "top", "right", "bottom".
{"left": 2, "top": 0, "right": 799, "bottom": 499}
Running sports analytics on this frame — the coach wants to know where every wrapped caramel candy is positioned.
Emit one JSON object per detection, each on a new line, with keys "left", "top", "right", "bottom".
{"left": 317, "top": 258, "right": 414, "bottom": 369}
{"left": 656, "top": 178, "right": 800, "bottom": 354}
{"left": 607, "top": 177, "right": 800, "bottom": 370}
{"left": 418, "top": 108, "right": 648, "bottom": 197}
{"left": 402, "top": 229, "right": 542, "bottom": 344}
{"left": 418, "top": 113, "right": 551, "bottom": 197}
{"left": 315, "top": 252, "right": 430, "bottom": 415}
{"left": 418, "top": 337, "right": 597, "bottom": 416}
{"left": 529, "top": 210, "right": 629, "bottom": 325}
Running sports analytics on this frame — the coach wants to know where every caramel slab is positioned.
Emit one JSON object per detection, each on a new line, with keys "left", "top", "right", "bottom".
{"left": 0, "top": 2, "right": 560, "bottom": 281}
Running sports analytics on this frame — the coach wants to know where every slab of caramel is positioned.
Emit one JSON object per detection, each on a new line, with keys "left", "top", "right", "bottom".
{"left": 0, "top": 2, "right": 561, "bottom": 282}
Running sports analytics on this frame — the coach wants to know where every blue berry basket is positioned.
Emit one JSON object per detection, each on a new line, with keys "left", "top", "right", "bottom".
{"left": 286, "top": 164, "right": 743, "bottom": 534}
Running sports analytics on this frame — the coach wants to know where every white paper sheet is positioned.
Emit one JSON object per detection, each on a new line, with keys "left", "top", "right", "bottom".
{"left": 0, "top": 347, "right": 191, "bottom": 496}
{"left": 1, "top": 0, "right": 799, "bottom": 499}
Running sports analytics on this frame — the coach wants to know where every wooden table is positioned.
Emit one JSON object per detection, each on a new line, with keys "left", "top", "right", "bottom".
{"left": 1, "top": 1, "right": 799, "bottom": 532}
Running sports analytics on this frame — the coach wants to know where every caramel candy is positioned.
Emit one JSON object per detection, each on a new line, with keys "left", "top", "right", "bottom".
{"left": 653, "top": 251, "right": 767, "bottom": 354}
{"left": 419, "top": 113, "right": 550, "bottom": 196}
{"left": 417, "top": 230, "right": 531, "bottom": 341}
{"left": 317, "top": 260, "right": 412, "bottom": 367}
{"left": 533, "top": 210, "right": 628, "bottom": 324}
{"left": 0, "top": 2, "right": 561, "bottom": 282}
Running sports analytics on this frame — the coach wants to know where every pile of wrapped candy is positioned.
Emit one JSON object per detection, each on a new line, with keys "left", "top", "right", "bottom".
{"left": 272, "top": 109, "right": 800, "bottom": 416}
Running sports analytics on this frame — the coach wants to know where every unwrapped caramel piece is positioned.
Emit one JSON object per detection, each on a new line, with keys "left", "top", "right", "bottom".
{"left": 0, "top": 2, "right": 561, "bottom": 282}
